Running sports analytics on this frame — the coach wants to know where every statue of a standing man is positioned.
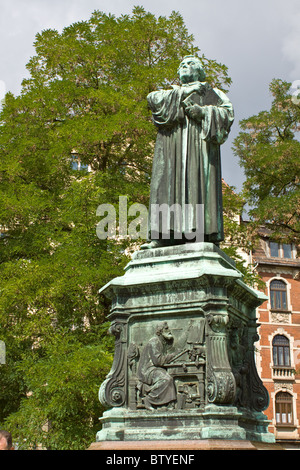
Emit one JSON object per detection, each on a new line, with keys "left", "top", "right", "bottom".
{"left": 143, "top": 56, "right": 234, "bottom": 248}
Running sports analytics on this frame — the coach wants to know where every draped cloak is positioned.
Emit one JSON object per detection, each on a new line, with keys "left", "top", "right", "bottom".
{"left": 147, "top": 83, "right": 234, "bottom": 243}
{"left": 137, "top": 336, "right": 176, "bottom": 406}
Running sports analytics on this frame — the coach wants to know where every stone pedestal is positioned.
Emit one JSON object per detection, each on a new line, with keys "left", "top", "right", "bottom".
{"left": 96, "top": 243, "right": 275, "bottom": 444}
{"left": 88, "top": 440, "right": 284, "bottom": 450}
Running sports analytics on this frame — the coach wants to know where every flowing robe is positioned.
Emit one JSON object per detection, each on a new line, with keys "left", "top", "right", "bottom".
{"left": 147, "top": 83, "right": 234, "bottom": 243}
{"left": 137, "top": 336, "right": 176, "bottom": 406}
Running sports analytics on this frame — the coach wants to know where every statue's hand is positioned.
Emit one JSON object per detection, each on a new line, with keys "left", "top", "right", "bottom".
{"left": 185, "top": 104, "right": 205, "bottom": 122}
{"left": 181, "top": 82, "right": 206, "bottom": 99}
{"left": 191, "top": 82, "right": 206, "bottom": 95}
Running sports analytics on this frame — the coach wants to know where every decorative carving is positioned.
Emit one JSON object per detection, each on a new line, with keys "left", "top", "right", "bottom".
{"left": 176, "top": 380, "right": 202, "bottom": 409}
{"left": 207, "top": 313, "right": 229, "bottom": 333}
{"left": 127, "top": 343, "right": 140, "bottom": 410}
{"left": 247, "top": 332, "right": 269, "bottom": 412}
{"left": 274, "top": 382, "right": 293, "bottom": 393}
{"left": 206, "top": 367, "right": 218, "bottom": 402}
{"left": 137, "top": 322, "right": 176, "bottom": 410}
{"left": 228, "top": 321, "right": 250, "bottom": 408}
{"left": 270, "top": 311, "right": 290, "bottom": 324}
{"left": 205, "top": 313, "right": 236, "bottom": 404}
{"left": 207, "top": 367, "right": 236, "bottom": 404}
{"left": 293, "top": 270, "right": 300, "bottom": 280}
{"left": 109, "top": 322, "right": 123, "bottom": 338}
{"left": 227, "top": 319, "right": 269, "bottom": 412}
{"left": 129, "top": 319, "right": 207, "bottom": 411}
{"left": 99, "top": 321, "right": 127, "bottom": 408}
{"left": 128, "top": 343, "right": 139, "bottom": 371}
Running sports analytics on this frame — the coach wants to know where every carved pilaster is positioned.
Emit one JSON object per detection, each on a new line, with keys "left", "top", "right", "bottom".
{"left": 206, "top": 313, "right": 236, "bottom": 404}
{"left": 246, "top": 320, "right": 269, "bottom": 412}
{"left": 99, "top": 321, "right": 127, "bottom": 408}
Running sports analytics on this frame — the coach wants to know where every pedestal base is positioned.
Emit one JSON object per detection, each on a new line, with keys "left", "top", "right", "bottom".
{"left": 88, "top": 440, "right": 283, "bottom": 450}
{"left": 97, "top": 243, "right": 274, "bottom": 447}
{"left": 87, "top": 439, "right": 285, "bottom": 452}
{"left": 96, "top": 405, "right": 275, "bottom": 444}
{"left": 89, "top": 439, "right": 255, "bottom": 450}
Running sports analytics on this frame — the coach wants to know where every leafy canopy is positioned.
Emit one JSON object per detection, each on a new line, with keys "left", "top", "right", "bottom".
{"left": 233, "top": 79, "right": 300, "bottom": 243}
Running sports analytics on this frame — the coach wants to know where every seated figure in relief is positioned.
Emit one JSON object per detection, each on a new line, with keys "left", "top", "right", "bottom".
{"left": 137, "top": 322, "right": 176, "bottom": 410}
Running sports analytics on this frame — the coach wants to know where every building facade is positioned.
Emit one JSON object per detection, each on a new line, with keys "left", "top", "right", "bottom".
{"left": 252, "top": 230, "right": 300, "bottom": 443}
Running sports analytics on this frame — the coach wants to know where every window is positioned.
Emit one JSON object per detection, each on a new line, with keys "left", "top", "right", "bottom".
{"left": 71, "top": 160, "right": 79, "bottom": 170}
{"left": 71, "top": 159, "right": 89, "bottom": 171}
{"left": 80, "top": 162, "right": 89, "bottom": 171}
{"left": 70, "top": 152, "right": 90, "bottom": 172}
{"left": 275, "top": 392, "right": 293, "bottom": 425}
{"left": 283, "top": 244, "right": 292, "bottom": 259}
{"left": 270, "top": 280, "right": 287, "bottom": 310}
{"left": 272, "top": 335, "right": 290, "bottom": 366}
{"left": 269, "top": 241, "right": 294, "bottom": 259}
{"left": 270, "top": 242, "right": 279, "bottom": 257}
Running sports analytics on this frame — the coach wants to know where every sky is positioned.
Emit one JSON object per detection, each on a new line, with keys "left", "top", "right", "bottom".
{"left": 1, "top": 0, "right": 300, "bottom": 191}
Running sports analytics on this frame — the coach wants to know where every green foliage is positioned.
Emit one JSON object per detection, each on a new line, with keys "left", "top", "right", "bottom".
{"left": 221, "top": 183, "right": 265, "bottom": 289}
{"left": 3, "top": 326, "right": 114, "bottom": 450}
{"left": 0, "top": 7, "right": 232, "bottom": 449}
{"left": 233, "top": 79, "right": 300, "bottom": 244}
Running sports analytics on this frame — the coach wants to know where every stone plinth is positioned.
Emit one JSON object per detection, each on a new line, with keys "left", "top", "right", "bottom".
{"left": 88, "top": 439, "right": 284, "bottom": 450}
{"left": 96, "top": 243, "right": 275, "bottom": 444}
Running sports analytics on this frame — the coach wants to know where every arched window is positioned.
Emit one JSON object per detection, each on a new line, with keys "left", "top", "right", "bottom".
{"left": 275, "top": 392, "right": 293, "bottom": 425}
{"left": 272, "top": 335, "right": 290, "bottom": 367}
{"left": 270, "top": 280, "right": 287, "bottom": 310}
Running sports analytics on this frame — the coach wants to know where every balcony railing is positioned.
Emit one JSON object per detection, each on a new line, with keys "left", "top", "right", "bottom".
{"left": 272, "top": 366, "right": 295, "bottom": 380}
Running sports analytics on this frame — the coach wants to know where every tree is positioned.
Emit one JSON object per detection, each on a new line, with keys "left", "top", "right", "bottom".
{"left": 233, "top": 79, "right": 300, "bottom": 244}
{"left": 2, "top": 325, "right": 114, "bottom": 450}
{"left": 221, "top": 181, "right": 264, "bottom": 289}
{"left": 0, "top": 7, "right": 231, "bottom": 449}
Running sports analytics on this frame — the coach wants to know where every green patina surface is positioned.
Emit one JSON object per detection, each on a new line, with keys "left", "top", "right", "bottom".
{"left": 96, "top": 243, "right": 274, "bottom": 444}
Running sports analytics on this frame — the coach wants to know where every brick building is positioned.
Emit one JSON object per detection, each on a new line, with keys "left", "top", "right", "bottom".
{"left": 252, "top": 228, "right": 300, "bottom": 443}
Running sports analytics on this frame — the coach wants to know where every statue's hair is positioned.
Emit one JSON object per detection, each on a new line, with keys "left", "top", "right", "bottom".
{"left": 178, "top": 55, "right": 206, "bottom": 82}
{"left": 156, "top": 321, "right": 168, "bottom": 336}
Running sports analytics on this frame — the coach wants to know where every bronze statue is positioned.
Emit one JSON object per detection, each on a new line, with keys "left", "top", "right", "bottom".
{"left": 144, "top": 55, "right": 234, "bottom": 248}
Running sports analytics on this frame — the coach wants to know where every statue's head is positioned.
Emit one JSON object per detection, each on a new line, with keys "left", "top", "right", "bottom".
{"left": 178, "top": 55, "right": 206, "bottom": 84}
{"left": 156, "top": 321, "right": 173, "bottom": 343}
